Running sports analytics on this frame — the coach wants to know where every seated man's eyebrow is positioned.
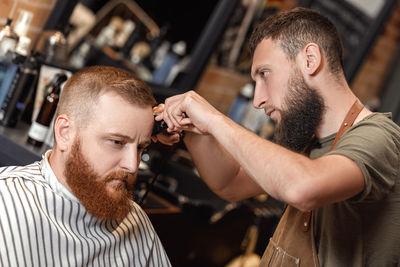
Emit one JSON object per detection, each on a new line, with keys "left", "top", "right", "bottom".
{"left": 107, "top": 133, "right": 133, "bottom": 140}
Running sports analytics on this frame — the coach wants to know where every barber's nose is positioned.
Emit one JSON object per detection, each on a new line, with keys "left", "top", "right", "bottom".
{"left": 253, "top": 83, "right": 267, "bottom": 109}
{"left": 120, "top": 146, "right": 139, "bottom": 174}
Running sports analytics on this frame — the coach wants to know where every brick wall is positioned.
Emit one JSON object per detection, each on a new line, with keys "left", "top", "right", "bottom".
{"left": 0, "top": 0, "right": 57, "bottom": 50}
{"left": 351, "top": 3, "right": 400, "bottom": 106}
{"left": 195, "top": 62, "right": 252, "bottom": 115}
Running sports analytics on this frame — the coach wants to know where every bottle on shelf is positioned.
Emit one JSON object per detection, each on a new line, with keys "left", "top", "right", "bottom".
{"left": 114, "top": 19, "right": 135, "bottom": 49}
{"left": 0, "top": 18, "right": 19, "bottom": 59}
{"left": 27, "top": 73, "right": 68, "bottom": 147}
{"left": 12, "top": 9, "right": 33, "bottom": 63}
{"left": 0, "top": 36, "right": 30, "bottom": 123}
{"left": 13, "top": 9, "right": 33, "bottom": 38}
{"left": 119, "top": 21, "right": 143, "bottom": 59}
{"left": 12, "top": 36, "right": 31, "bottom": 64}
{"left": 129, "top": 41, "right": 152, "bottom": 81}
{"left": 228, "top": 83, "right": 254, "bottom": 124}
{"left": 144, "top": 26, "right": 168, "bottom": 72}
{"left": 151, "top": 40, "right": 186, "bottom": 85}
{"left": 149, "top": 41, "right": 169, "bottom": 69}
{"left": 0, "top": 42, "right": 37, "bottom": 126}
{"left": 69, "top": 40, "right": 91, "bottom": 69}
{"left": 94, "top": 16, "right": 124, "bottom": 48}
{"left": 38, "top": 23, "right": 72, "bottom": 64}
{"left": 0, "top": 54, "right": 38, "bottom": 127}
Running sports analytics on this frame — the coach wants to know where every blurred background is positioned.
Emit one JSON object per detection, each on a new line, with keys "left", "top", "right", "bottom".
{"left": 0, "top": 0, "right": 399, "bottom": 266}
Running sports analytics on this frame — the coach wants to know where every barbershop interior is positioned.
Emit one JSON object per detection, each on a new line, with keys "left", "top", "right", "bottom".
{"left": 0, "top": 0, "right": 399, "bottom": 266}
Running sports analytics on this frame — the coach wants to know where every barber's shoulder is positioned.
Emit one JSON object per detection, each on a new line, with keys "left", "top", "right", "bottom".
{"left": 348, "top": 112, "right": 400, "bottom": 149}
{"left": 355, "top": 112, "right": 397, "bottom": 129}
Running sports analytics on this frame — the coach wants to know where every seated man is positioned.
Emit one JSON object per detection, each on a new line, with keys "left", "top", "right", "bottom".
{"left": 0, "top": 66, "right": 171, "bottom": 266}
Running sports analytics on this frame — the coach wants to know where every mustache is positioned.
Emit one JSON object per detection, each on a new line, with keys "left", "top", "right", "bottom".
{"left": 104, "top": 171, "right": 135, "bottom": 186}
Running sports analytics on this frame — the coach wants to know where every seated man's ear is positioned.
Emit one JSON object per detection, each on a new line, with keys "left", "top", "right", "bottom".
{"left": 54, "top": 114, "right": 73, "bottom": 152}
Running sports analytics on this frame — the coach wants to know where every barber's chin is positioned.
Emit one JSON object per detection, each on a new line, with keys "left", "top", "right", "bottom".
{"left": 269, "top": 112, "right": 280, "bottom": 123}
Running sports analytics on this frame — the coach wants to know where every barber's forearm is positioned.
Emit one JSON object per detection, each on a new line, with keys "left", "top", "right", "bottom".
{"left": 161, "top": 91, "right": 310, "bottom": 203}
{"left": 184, "top": 132, "right": 242, "bottom": 194}
{"left": 207, "top": 113, "right": 309, "bottom": 203}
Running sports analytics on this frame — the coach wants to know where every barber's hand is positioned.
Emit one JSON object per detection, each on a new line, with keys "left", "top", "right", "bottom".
{"left": 151, "top": 104, "right": 181, "bottom": 146}
{"left": 162, "top": 91, "right": 221, "bottom": 135}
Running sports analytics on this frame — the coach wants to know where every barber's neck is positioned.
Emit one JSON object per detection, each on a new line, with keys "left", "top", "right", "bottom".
{"left": 314, "top": 77, "right": 363, "bottom": 139}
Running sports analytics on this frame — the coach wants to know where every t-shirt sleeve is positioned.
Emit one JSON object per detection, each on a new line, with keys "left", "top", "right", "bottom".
{"left": 326, "top": 118, "right": 400, "bottom": 202}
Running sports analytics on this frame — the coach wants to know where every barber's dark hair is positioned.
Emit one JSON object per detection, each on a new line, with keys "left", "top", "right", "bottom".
{"left": 249, "top": 7, "right": 344, "bottom": 75}
{"left": 56, "top": 65, "right": 156, "bottom": 126}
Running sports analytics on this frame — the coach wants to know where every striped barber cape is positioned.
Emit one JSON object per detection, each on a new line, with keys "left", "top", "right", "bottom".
{"left": 0, "top": 152, "right": 171, "bottom": 267}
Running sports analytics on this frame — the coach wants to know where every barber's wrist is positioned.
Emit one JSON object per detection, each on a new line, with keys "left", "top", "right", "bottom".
{"left": 207, "top": 112, "right": 227, "bottom": 136}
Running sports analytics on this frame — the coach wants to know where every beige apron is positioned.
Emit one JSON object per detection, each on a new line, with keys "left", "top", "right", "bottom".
{"left": 259, "top": 100, "right": 364, "bottom": 267}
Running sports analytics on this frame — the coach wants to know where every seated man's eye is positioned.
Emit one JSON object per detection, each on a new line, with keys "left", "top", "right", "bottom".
{"left": 111, "top": 140, "right": 123, "bottom": 146}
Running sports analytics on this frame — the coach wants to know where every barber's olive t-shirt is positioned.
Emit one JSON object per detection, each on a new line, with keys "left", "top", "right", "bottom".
{"left": 309, "top": 113, "right": 400, "bottom": 267}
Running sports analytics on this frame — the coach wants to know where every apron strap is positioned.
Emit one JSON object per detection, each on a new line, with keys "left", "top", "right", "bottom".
{"left": 329, "top": 100, "right": 364, "bottom": 152}
{"left": 302, "top": 100, "right": 364, "bottom": 232}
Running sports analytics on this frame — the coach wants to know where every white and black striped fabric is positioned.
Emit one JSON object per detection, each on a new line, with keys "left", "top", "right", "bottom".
{"left": 0, "top": 152, "right": 171, "bottom": 267}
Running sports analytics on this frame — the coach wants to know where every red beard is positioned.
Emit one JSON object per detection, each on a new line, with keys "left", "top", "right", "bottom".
{"left": 64, "top": 140, "right": 136, "bottom": 221}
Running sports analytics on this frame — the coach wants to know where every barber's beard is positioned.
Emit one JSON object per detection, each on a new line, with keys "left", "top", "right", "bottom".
{"left": 64, "top": 140, "right": 135, "bottom": 221}
{"left": 274, "top": 70, "right": 325, "bottom": 153}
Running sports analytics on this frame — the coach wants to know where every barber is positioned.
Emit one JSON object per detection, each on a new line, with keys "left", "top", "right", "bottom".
{"left": 155, "top": 7, "right": 400, "bottom": 266}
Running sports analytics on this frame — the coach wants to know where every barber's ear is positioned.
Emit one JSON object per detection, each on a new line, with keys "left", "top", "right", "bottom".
{"left": 54, "top": 114, "right": 73, "bottom": 152}
{"left": 301, "top": 43, "right": 322, "bottom": 76}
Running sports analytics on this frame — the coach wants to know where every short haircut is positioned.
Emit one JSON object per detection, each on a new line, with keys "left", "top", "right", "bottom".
{"left": 249, "top": 7, "right": 344, "bottom": 75}
{"left": 56, "top": 65, "right": 156, "bottom": 126}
